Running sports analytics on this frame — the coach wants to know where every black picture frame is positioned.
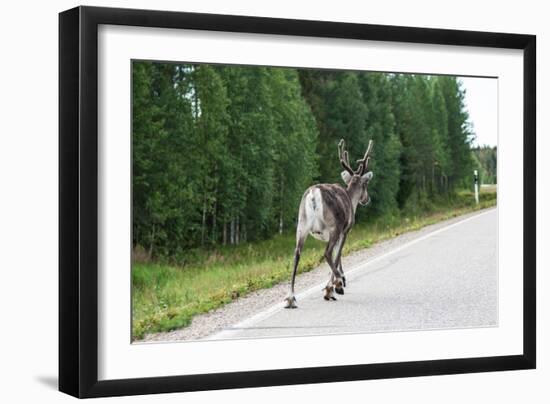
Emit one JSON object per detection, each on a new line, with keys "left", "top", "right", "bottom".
{"left": 59, "top": 5, "right": 536, "bottom": 398}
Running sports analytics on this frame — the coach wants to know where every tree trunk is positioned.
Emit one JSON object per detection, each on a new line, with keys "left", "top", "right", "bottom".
{"left": 211, "top": 167, "right": 218, "bottom": 244}
{"left": 223, "top": 221, "right": 227, "bottom": 245}
{"left": 431, "top": 164, "right": 435, "bottom": 194}
{"left": 192, "top": 66, "right": 200, "bottom": 120}
{"left": 212, "top": 198, "right": 217, "bottom": 244}
{"left": 148, "top": 223, "right": 155, "bottom": 259}
{"left": 422, "top": 175, "right": 426, "bottom": 192}
{"left": 235, "top": 216, "right": 240, "bottom": 245}
{"left": 201, "top": 192, "right": 207, "bottom": 245}
{"left": 279, "top": 176, "right": 284, "bottom": 234}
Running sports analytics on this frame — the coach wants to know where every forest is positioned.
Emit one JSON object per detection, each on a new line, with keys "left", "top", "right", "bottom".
{"left": 472, "top": 145, "right": 498, "bottom": 184}
{"left": 132, "top": 61, "right": 491, "bottom": 260}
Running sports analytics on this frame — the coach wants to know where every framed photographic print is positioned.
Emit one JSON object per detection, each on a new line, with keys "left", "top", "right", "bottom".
{"left": 59, "top": 5, "right": 536, "bottom": 398}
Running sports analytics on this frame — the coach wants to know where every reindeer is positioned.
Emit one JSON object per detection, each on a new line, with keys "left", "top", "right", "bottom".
{"left": 284, "top": 139, "right": 374, "bottom": 309}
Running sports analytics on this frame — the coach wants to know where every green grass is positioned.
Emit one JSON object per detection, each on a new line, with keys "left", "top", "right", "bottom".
{"left": 132, "top": 190, "right": 496, "bottom": 340}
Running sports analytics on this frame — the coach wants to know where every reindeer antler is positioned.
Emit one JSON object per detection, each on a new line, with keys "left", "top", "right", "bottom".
{"left": 338, "top": 139, "right": 354, "bottom": 176}
{"left": 355, "top": 139, "right": 374, "bottom": 175}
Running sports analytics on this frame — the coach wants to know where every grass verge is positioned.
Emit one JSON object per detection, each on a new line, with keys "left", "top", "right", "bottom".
{"left": 132, "top": 191, "right": 496, "bottom": 340}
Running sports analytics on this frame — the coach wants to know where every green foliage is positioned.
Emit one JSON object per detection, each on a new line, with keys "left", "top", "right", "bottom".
{"left": 357, "top": 73, "right": 401, "bottom": 218}
{"left": 133, "top": 62, "right": 487, "bottom": 258}
{"left": 389, "top": 75, "right": 474, "bottom": 212}
{"left": 472, "top": 146, "right": 497, "bottom": 184}
{"left": 439, "top": 76, "right": 474, "bottom": 188}
{"left": 133, "top": 63, "right": 318, "bottom": 256}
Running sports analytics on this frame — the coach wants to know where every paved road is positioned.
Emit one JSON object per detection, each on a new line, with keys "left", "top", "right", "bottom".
{"left": 210, "top": 208, "right": 498, "bottom": 340}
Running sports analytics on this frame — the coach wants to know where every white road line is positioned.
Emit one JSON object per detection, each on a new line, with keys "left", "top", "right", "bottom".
{"left": 207, "top": 208, "right": 496, "bottom": 340}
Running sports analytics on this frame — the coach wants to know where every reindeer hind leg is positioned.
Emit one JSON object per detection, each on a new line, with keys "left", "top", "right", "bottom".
{"left": 334, "top": 233, "right": 348, "bottom": 294}
{"left": 323, "top": 236, "right": 342, "bottom": 301}
{"left": 324, "top": 272, "right": 337, "bottom": 301}
{"left": 285, "top": 231, "right": 306, "bottom": 309}
{"left": 339, "top": 261, "right": 346, "bottom": 287}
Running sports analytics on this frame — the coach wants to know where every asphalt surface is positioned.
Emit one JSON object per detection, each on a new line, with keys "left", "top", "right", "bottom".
{"left": 210, "top": 208, "right": 498, "bottom": 340}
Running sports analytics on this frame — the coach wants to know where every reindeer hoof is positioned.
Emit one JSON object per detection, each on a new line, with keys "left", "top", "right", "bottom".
{"left": 323, "top": 286, "right": 337, "bottom": 301}
{"left": 284, "top": 296, "right": 297, "bottom": 309}
{"left": 333, "top": 279, "right": 344, "bottom": 295}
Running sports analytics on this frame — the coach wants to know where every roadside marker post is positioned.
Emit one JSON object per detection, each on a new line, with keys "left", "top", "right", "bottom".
{"left": 474, "top": 170, "right": 479, "bottom": 204}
